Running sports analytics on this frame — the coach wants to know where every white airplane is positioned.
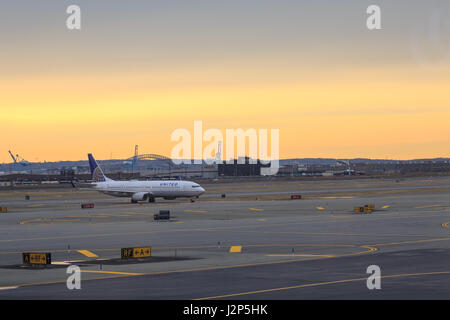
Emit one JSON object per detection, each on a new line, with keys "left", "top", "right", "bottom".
{"left": 86, "top": 153, "right": 205, "bottom": 203}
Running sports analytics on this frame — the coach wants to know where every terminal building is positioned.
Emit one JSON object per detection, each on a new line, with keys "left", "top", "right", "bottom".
{"left": 218, "top": 157, "right": 270, "bottom": 176}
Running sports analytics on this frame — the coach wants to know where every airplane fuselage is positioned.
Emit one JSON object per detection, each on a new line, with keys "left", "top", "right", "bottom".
{"left": 93, "top": 180, "right": 205, "bottom": 200}
{"left": 86, "top": 153, "right": 205, "bottom": 203}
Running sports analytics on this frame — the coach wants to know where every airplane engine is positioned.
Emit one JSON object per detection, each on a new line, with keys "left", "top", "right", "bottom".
{"left": 131, "top": 192, "right": 150, "bottom": 202}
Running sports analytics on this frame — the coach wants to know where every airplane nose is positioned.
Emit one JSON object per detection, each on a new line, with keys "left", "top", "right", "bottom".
{"left": 199, "top": 187, "right": 205, "bottom": 194}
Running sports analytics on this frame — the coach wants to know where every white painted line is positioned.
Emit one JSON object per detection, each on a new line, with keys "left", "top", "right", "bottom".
{"left": 0, "top": 286, "right": 19, "bottom": 291}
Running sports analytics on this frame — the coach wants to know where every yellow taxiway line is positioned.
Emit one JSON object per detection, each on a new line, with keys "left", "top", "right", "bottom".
{"left": 4, "top": 245, "right": 377, "bottom": 290}
{"left": 77, "top": 250, "right": 98, "bottom": 258}
{"left": 81, "top": 270, "right": 144, "bottom": 276}
{"left": 195, "top": 270, "right": 450, "bottom": 300}
{"left": 414, "top": 204, "right": 442, "bottom": 209}
{"left": 266, "top": 254, "right": 335, "bottom": 258}
{"left": 372, "top": 237, "right": 450, "bottom": 247}
{"left": 0, "top": 286, "right": 19, "bottom": 291}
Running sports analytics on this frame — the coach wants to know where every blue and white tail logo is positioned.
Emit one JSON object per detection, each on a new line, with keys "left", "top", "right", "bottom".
{"left": 88, "top": 153, "right": 108, "bottom": 182}
{"left": 92, "top": 167, "right": 106, "bottom": 182}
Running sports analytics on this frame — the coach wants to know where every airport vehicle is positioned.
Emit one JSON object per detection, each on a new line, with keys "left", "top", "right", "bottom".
{"left": 85, "top": 154, "right": 205, "bottom": 203}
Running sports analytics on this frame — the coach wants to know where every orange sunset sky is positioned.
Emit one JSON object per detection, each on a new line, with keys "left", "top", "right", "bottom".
{"left": 1, "top": 1, "right": 449, "bottom": 162}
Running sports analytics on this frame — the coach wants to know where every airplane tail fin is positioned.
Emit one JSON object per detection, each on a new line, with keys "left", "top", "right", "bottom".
{"left": 88, "top": 153, "right": 112, "bottom": 182}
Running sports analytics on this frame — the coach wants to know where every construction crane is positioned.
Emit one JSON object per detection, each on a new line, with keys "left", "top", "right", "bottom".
{"left": 8, "top": 150, "right": 31, "bottom": 167}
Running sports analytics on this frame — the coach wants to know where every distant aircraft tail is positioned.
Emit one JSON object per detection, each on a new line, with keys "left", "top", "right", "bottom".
{"left": 88, "top": 153, "right": 112, "bottom": 182}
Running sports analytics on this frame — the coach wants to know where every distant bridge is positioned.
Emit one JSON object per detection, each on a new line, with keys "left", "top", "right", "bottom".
{"left": 123, "top": 153, "right": 175, "bottom": 170}
{"left": 125, "top": 154, "right": 172, "bottom": 162}
{"left": 123, "top": 146, "right": 174, "bottom": 168}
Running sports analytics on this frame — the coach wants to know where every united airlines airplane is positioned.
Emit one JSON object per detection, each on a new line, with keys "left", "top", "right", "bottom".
{"left": 86, "top": 153, "right": 205, "bottom": 203}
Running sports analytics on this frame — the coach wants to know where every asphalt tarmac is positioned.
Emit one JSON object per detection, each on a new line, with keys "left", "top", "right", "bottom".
{"left": 0, "top": 176, "right": 449, "bottom": 299}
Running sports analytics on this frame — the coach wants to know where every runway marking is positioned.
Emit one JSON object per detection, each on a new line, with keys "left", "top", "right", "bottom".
{"left": 414, "top": 204, "right": 442, "bottom": 209}
{"left": 414, "top": 210, "right": 450, "bottom": 214}
{"left": 19, "top": 218, "right": 43, "bottom": 225}
{"left": 6, "top": 219, "right": 440, "bottom": 241}
{"left": 123, "top": 212, "right": 154, "bottom": 215}
{"left": 372, "top": 237, "right": 450, "bottom": 247}
{"left": 328, "top": 215, "right": 352, "bottom": 218}
{"left": 80, "top": 270, "right": 144, "bottom": 276}
{"left": 0, "top": 244, "right": 265, "bottom": 255}
{"left": 51, "top": 260, "right": 85, "bottom": 265}
{"left": 4, "top": 220, "right": 441, "bottom": 243}
{"left": 226, "top": 229, "right": 440, "bottom": 239}
{"left": 266, "top": 254, "right": 335, "bottom": 258}
{"left": 0, "top": 244, "right": 356, "bottom": 256}
{"left": 77, "top": 250, "right": 98, "bottom": 258}
{"left": 18, "top": 212, "right": 149, "bottom": 225}
{"left": 0, "top": 286, "right": 18, "bottom": 291}
{"left": 1, "top": 245, "right": 377, "bottom": 290}
{"left": 381, "top": 205, "right": 390, "bottom": 209}
{"left": 19, "top": 218, "right": 81, "bottom": 225}
{"left": 316, "top": 207, "right": 325, "bottom": 211}
{"left": 229, "top": 246, "right": 242, "bottom": 253}
{"left": 318, "top": 196, "right": 354, "bottom": 199}
{"left": 249, "top": 208, "right": 264, "bottom": 212}
{"left": 95, "top": 213, "right": 136, "bottom": 217}
{"left": 51, "top": 261, "right": 70, "bottom": 265}
{"left": 194, "top": 270, "right": 450, "bottom": 300}
{"left": 257, "top": 219, "right": 267, "bottom": 222}
{"left": 184, "top": 210, "right": 207, "bottom": 213}
{"left": 7, "top": 213, "right": 449, "bottom": 243}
